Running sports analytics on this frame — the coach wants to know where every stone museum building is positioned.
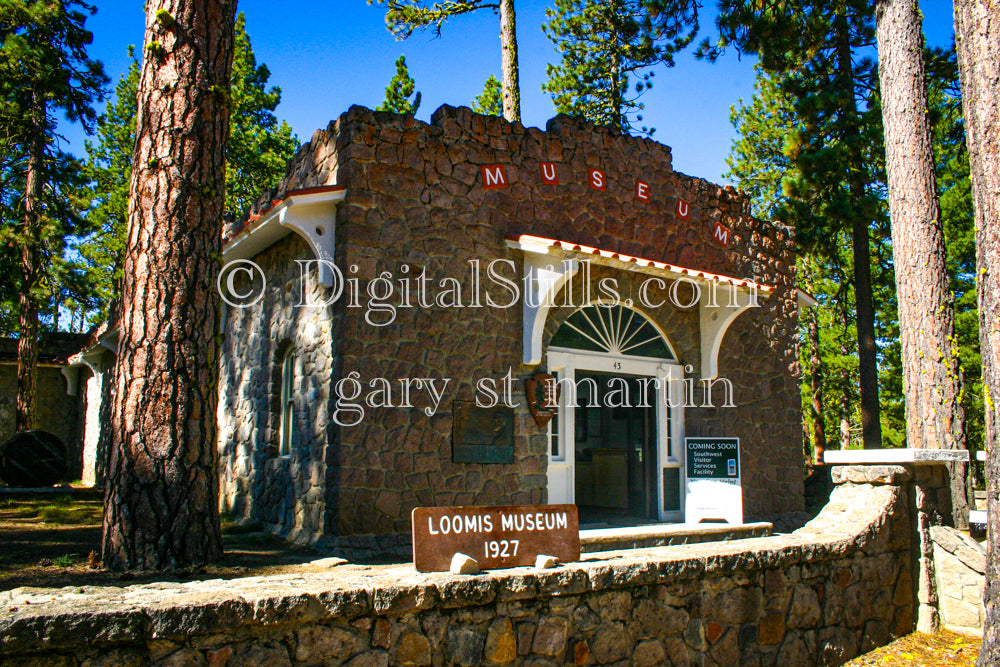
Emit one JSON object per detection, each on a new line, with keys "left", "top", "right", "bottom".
{"left": 212, "top": 105, "right": 806, "bottom": 553}
{"left": 38, "top": 105, "right": 807, "bottom": 554}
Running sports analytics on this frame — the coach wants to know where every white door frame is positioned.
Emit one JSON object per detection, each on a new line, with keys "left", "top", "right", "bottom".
{"left": 546, "top": 348, "right": 685, "bottom": 522}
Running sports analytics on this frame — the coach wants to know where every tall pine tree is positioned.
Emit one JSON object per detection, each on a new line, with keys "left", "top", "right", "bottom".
{"left": 875, "top": 0, "right": 969, "bottom": 528}
{"left": 542, "top": 0, "right": 700, "bottom": 135}
{"left": 225, "top": 12, "right": 298, "bottom": 217}
{"left": 0, "top": 0, "right": 107, "bottom": 431}
{"left": 102, "top": 0, "right": 236, "bottom": 571}
{"left": 472, "top": 74, "right": 502, "bottom": 116}
{"left": 376, "top": 54, "right": 422, "bottom": 115}
{"left": 952, "top": 0, "right": 1000, "bottom": 661}
{"left": 705, "top": 0, "right": 887, "bottom": 450}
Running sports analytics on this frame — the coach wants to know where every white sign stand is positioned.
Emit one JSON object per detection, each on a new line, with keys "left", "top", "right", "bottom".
{"left": 684, "top": 437, "right": 743, "bottom": 524}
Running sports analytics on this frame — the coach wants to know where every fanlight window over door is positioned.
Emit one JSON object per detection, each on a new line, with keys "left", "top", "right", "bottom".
{"left": 550, "top": 304, "right": 673, "bottom": 359}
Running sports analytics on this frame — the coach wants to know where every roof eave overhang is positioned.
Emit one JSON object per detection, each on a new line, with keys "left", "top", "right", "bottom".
{"left": 222, "top": 185, "right": 346, "bottom": 286}
{"left": 505, "top": 234, "right": 775, "bottom": 379}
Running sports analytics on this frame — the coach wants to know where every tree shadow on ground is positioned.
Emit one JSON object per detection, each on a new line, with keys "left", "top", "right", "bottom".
{"left": 0, "top": 496, "right": 332, "bottom": 591}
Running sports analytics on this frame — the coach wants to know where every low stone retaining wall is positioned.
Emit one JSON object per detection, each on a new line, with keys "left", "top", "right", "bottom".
{"left": 0, "top": 465, "right": 944, "bottom": 666}
{"left": 932, "top": 525, "right": 986, "bottom": 634}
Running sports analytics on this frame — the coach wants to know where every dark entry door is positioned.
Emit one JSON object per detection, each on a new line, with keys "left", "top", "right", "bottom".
{"left": 626, "top": 395, "right": 656, "bottom": 518}
{"left": 574, "top": 373, "right": 657, "bottom": 521}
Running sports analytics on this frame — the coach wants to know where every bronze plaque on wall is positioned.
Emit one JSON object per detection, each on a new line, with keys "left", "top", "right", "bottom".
{"left": 412, "top": 504, "right": 580, "bottom": 572}
{"left": 452, "top": 400, "right": 514, "bottom": 463}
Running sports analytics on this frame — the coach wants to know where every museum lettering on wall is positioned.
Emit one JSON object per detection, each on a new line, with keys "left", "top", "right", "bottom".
{"left": 475, "top": 162, "right": 727, "bottom": 245}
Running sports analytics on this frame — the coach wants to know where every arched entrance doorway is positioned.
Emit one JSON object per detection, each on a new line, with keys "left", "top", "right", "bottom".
{"left": 545, "top": 302, "right": 685, "bottom": 523}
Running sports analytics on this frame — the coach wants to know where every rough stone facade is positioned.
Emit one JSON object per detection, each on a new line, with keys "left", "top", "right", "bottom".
{"left": 931, "top": 525, "right": 986, "bottom": 633}
{"left": 219, "top": 233, "right": 337, "bottom": 543}
{"left": 0, "top": 464, "right": 944, "bottom": 666}
{"left": 218, "top": 105, "right": 803, "bottom": 547}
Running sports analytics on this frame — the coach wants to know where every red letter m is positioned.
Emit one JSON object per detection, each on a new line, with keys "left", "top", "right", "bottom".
{"left": 481, "top": 165, "right": 508, "bottom": 190}
{"left": 713, "top": 222, "right": 730, "bottom": 246}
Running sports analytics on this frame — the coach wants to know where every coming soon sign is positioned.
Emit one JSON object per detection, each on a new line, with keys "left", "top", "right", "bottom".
{"left": 684, "top": 437, "right": 743, "bottom": 524}
{"left": 412, "top": 504, "right": 580, "bottom": 572}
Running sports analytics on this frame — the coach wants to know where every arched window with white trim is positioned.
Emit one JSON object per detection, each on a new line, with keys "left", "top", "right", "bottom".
{"left": 550, "top": 303, "right": 675, "bottom": 359}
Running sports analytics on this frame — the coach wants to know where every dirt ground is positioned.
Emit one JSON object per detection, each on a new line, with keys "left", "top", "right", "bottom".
{"left": 0, "top": 493, "right": 331, "bottom": 590}
{"left": 844, "top": 629, "right": 980, "bottom": 666}
{"left": 0, "top": 494, "right": 984, "bottom": 665}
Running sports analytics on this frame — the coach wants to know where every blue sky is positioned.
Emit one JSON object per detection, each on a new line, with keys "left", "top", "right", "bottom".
{"left": 60, "top": 1, "right": 958, "bottom": 184}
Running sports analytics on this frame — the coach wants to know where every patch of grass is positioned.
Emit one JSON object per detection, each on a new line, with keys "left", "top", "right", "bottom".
{"left": 52, "top": 554, "right": 77, "bottom": 568}
{"left": 37, "top": 505, "right": 102, "bottom": 525}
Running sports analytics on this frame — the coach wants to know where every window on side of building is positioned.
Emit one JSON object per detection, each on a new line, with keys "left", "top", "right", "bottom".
{"left": 278, "top": 348, "right": 295, "bottom": 456}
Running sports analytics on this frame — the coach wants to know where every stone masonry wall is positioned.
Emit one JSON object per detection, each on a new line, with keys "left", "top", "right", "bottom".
{"left": 0, "top": 466, "right": 921, "bottom": 667}
{"left": 223, "top": 105, "right": 803, "bottom": 544}
{"left": 218, "top": 233, "right": 337, "bottom": 543}
{"left": 931, "top": 525, "right": 986, "bottom": 633}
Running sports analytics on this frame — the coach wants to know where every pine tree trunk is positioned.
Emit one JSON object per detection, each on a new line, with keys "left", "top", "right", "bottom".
{"left": 102, "top": 0, "right": 235, "bottom": 570}
{"left": 875, "top": 0, "right": 969, "bottom": 527}
{"left": 808, "top": 307, "right": 826, "bottom": 462}
{"left": 804, "top": 262, "right": 826, "bottom": 462}
{"left": 835, "top": 14, "right": 883, "bottom": 449}
{"left": 953, "top": 0, "right": 1000, "bottom": 662}
{"left": 499, "top": 0, "right": 520, "bottom": 123}
{"left": 15, "top": 93, "right": 46, "bottom": 434}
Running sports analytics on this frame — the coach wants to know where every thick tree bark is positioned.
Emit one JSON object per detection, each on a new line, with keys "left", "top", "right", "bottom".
{"left": 834, "top": 15, "right": 883, "bottom": 449}
{"left": 953, "top": 1, "right": 1000, "bottom": 663}
{"left": 875, "top": 0, "right": 969, "bottom": 527}
{"left": 499, "top": 0, "right": 520, "bottom": 122}
{"left": 102, "top": 0, "right": 235, "bottom": 570}
{"left": 15, "top": 93, "right": 46, "bottom": 434}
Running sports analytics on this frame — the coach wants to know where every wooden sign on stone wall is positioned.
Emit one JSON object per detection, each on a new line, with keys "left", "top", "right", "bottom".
{"left": 412, "top": 504, "right": 580, "bottom": 572}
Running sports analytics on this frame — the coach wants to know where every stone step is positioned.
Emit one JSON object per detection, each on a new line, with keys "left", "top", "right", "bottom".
{"left": 580, "top": 521, "right": 772, "bottom": 553}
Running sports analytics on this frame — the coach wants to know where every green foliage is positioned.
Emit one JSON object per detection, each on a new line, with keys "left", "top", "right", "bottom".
{"left": 369, "top": 0, "right": 522, "bottom": 122}
{"left": 726, "top": 43, "right": 980, "bottom": 457}
{"left": 542, "top": 0, "right": 700, "bottom": 135}
{"left": 708, "top": 0, "right": 888, "bottom": 451}
{"left": 51, "top": 554, "right": 76, "bottom": 567}
{"left": 725, "top": 65, "right": 798, "bottom": 219}
{"left": 79, "top": 13, "right": 298, "bottom": 326}
{"left": 472, "top": 75, "right": 503, "bottom": 116}
{"left": 226, "top": 12, "right": 299, "bottom": 216}
{"left": 80, "top": 48, "right": 138, "bottom": 323}
{"left": 371, "top": 0, "right": 499, "bottom": 39}
{"left": 0, "top": 0, "right": 107, "bottom": 140}
{"left": 154, "top": 9, "right": 174, "bottom": 29}
{"left": 0, "top": 0, "right": 108, "bottom": 336}
{"left": 927, "top": 46, "right": 982, "bottom": 459}
{"left": 377, "top": 55, "right": 422, "bottom": 115}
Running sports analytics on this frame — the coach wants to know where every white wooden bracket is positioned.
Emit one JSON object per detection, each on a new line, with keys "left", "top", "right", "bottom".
{"left": 699, "top": 281, "right": 761, "bottom": 380}
{"left": 516, "top": 246, "right": 580, "bottom": 366}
